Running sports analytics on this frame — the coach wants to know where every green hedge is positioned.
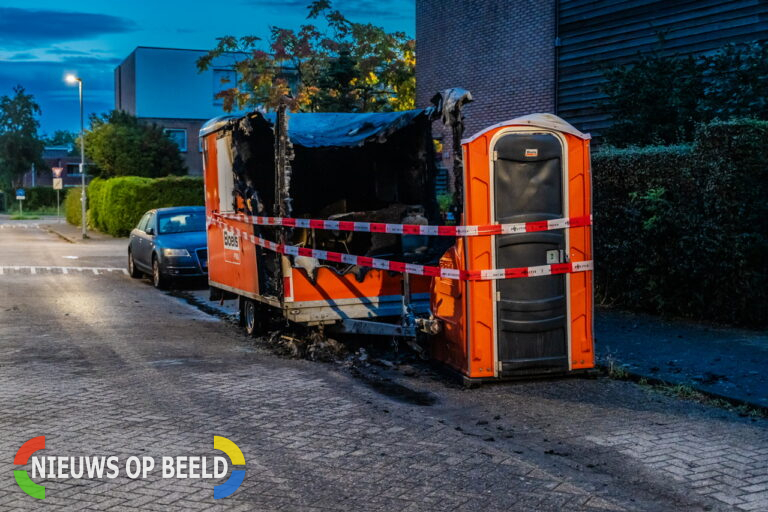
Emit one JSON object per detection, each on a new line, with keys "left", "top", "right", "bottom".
{"left": 86, "top": 178, "right": 106, "bottom": 231}
{"left": 64, "top": 188, "right": 82, "bottom": 226}
{"left": 80, "top": 176, "right": 204, "bottom": 236}
{"left": 19, "top": 187, "right": 59, "bottom": 210}
{"left": 593, "top": 118, "right": 767, "bottom": 327}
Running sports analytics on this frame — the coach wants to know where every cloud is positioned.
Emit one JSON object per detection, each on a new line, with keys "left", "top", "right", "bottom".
{"left": 7, "top": 52, "right": 38, "bottom": 61}
{"left": 0, "top": 7, "right": 136, "bottom": 49}
{"left": 47, "top": 48, "right": 93, "bottom": 56}
{"left": 243, "top": 0, "right": 413, "bottom": 21}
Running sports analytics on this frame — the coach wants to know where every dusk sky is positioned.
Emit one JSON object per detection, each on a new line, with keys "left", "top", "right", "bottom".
{"left": 0, "top": 0, "right": 414, "bottom": 137}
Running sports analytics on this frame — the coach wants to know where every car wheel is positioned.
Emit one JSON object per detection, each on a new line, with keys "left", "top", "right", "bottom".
{"left": 128, "top": 250, "right": 142, "bottom": 278}
{"left": 152, "top": 255, "right": 169, "bottom": 290}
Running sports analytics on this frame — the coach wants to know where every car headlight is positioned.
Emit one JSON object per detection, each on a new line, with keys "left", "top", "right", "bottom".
{"left": 162, "top": 248, "right": 190, "bottom": 257}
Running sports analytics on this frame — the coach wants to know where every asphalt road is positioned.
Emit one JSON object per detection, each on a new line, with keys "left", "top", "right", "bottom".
{"left": 1, "top": 221, "right": 767, "bottom": 511}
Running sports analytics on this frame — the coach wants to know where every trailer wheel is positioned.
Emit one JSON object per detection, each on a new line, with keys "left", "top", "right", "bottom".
{"left": 241, "top": 298, "right": 266, "bottom": 337}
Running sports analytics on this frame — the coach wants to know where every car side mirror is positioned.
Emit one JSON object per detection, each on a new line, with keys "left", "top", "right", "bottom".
{"left": 146, "top": 227, "right": 155, "bottom": 236}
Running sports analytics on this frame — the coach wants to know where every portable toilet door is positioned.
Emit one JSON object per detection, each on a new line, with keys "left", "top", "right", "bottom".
{"left": 460, "top": 114, "right": 594, "bottom": 379}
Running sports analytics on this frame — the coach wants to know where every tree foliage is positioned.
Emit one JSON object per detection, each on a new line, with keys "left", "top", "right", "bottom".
{"left": 0, "top": 85, "right": 44, "bottom": 188}
{"left": 83, "top": 110, "right": 186, "bottom": 178}
{"left": 599, "top": 40, "right": 767, "bottom": 146}
{"left": 197, "top": 0, "right": 415, "bottom": 113}
{"left": 700, "top": 41, "right": 768, "bottom": 120}
{"left": 599, "top": 52, "right": 702, "bottom": 146}
{"left": 43, "top": 129, "right": 78, "bottom": 148}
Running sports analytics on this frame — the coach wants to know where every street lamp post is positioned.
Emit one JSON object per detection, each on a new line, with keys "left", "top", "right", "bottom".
{"left": 66, "top": 74, "right": 87, "bottom": 239}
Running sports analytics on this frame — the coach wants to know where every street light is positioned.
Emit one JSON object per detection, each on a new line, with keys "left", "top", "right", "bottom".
{"left": 65, "top": 74, "right": 87, "bottom": 239}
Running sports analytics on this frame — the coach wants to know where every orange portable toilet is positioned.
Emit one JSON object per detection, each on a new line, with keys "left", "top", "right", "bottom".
{"left": 431, "top": 114, "right": 594, "bottom": 382}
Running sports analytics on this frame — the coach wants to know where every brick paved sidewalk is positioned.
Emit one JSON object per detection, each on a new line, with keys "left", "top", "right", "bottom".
{"left": 596, "top": 308, "right": 768, "bottom": 409}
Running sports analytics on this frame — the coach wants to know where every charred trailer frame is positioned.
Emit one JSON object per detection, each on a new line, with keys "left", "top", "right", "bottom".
{"left": 201, "top": 95, "right": 458, "bottom": 333}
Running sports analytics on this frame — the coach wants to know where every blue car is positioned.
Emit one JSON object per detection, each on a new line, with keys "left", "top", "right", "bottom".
{"left": 127, "top": 206, "right": 208, "bottom": 288}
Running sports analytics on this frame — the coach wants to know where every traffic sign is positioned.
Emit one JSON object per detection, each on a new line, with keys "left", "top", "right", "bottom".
{"left": 15, "top": 188, "right": 25, "bottom": 200}
{"left": 53, "top": 178, "right": 63, "bottom": 190}
{"left": 52, "top": 167, "right": 64, "bottom": 178}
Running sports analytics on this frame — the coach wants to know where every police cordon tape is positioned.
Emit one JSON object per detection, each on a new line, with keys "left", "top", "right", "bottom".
{"left": 217, "top": 212, "right": 592, "bottom": 237}
{"left": 209, "top": 216, "right": 593, "bottom": 281}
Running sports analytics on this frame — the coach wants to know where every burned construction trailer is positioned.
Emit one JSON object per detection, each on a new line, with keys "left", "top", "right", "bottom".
{"left": 201, "top": 90, "right": 594, "bottom": 382}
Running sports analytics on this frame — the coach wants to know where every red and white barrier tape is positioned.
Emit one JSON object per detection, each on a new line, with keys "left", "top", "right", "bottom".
{"left": 209, "top": 216, "right": 593, "bottom": 281}
{"left": 217, "top": 212, "right": 591, "bottom": 237}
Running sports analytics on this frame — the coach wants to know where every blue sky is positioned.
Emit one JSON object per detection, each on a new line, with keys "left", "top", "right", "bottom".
{"left": 0, "top": 0, "right": 414, "bottom": 136}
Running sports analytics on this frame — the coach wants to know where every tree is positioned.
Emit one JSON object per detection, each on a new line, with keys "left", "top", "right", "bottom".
{"left": 598, "top": 40, "right": 768, "bottom": 147}
{"left": 700, "top": 41, "right": 768, "bottom": 121}
{"left": 598, "top": 51, "right": 703, "bottom": 146}
{"left": 197, "top": 0, "right": 415, "bottom": 113}
{"left": 84, "top": 111, "right": 186, "bottom": 178}
{"left": 0, "top": 85, "right": 44, "bottom": 188}
{"left": 43, "top": 130, "right": 78, "bottom": 148}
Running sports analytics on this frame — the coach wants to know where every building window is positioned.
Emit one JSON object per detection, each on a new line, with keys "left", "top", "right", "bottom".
{"left": 65, "top": 163, "right": 81, "bottom": 176}
{"left": 165, "top": 129, "right": 187, "bottom": 152}
{"left": 213, "top": 69, "right": 237, "bottom": 105}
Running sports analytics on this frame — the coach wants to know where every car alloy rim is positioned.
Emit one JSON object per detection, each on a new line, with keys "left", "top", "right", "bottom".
{"left": 153, "top": 261, "right": 159, "bottom": 285}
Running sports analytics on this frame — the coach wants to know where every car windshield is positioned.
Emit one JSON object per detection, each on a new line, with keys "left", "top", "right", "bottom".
{"left": 158, "top": 212, "right": 206, "bottom": 234}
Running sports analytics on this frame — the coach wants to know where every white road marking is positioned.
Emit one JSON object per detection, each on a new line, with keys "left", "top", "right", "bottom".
{"left": 0, "top": 223, "right": 41, "bottom": 229}
{"left": 0, "top": 266, "right": 128, "bottom": 276}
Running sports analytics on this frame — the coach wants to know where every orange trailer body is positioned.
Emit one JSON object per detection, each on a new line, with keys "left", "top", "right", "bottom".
{"left": 431, "top": 115, "right": 594, "bottom": 380}
{"left": 202, "top": 127, "right": 431, "bottom": 324}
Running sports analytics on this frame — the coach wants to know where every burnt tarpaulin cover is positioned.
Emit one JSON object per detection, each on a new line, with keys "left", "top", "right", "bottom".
{"left": 262, "top": 110, "right": 427, "bottom": 148}
{"left": 429, "top": 88, "right": 473, "bottom": 126}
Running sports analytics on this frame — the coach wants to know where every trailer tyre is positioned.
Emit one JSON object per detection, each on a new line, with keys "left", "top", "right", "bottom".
{"left": 241, "top": 298, "right": 267, "bottom": 337}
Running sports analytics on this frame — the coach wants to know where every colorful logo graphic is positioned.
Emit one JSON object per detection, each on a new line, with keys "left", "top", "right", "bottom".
{"left": 213, "top": 436, "right": 245, "bottom": 499}
{"left": 14, "top": 436, "right": 46, "bottom": 499}
{"left": 12, "top": 435, "right": 242, "bottom": 500}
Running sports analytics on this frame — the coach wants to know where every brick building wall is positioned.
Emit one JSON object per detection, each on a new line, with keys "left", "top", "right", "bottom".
{"left": 416, "top": 0, "right": 557, "bottom": 138}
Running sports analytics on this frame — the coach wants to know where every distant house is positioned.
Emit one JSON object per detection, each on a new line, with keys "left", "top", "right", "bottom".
{"left": 42, "top": 146, "right": 89, "bottom": 188}
{"left": 20, "top": 146, "right": 90, "bottom": 189}
{"left": 114, "top": 46, "right": 250, "bottom": 175}
{"left": 416, "top": 0, "right": 768, "bottom": 137}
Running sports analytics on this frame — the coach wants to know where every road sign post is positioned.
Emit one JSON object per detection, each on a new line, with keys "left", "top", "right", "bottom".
{"left": 15, "top": 188, "right": 25, "bottom": 218}
{"left": 52, "top": 168, "right": 64, "bottom": 223}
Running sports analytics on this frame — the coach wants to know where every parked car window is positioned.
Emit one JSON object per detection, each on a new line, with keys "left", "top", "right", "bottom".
{"left": 137, "top": 213, "right": 150, "bottom": 232}
{"left": 158, "top": 212, "right": 206, "bottom": 234}
{"left": 145, "top": 212, "right": 156, "bottom": 234}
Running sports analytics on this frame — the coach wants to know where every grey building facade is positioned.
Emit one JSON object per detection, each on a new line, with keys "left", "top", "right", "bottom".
{"left": 416, "top": 0, "right": 768, "bottom": 137}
